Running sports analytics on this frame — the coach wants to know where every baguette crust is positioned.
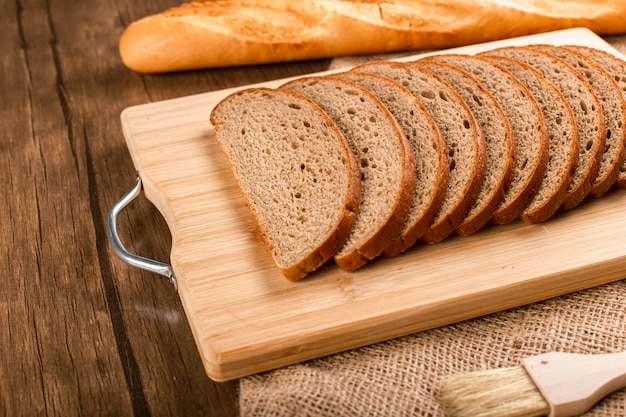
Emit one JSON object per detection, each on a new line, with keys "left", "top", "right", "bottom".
{"left": 119, "top": 0, "right": 626, "bottom": 73}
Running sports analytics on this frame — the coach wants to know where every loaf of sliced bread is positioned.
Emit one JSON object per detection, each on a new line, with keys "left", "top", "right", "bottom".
{"left": 281, "top": 75, "right": 416, "bottom": 270}
{"left": 566, "top": 45, "right": 626, "bottom": 188}
{"left": 209, "top": 87, "right": 361, "bottom": 280}
{"left": 351, "top": 61, "right": 486, "bottom": 243}
{"left": 424, "top": 54, "right": 549, "bottom": 224}
{"left": 532, "top": 44, "right": 626, "bottom": 199}
{"left": 338, "top": 71, "right": 449, "bottom": 256}
{"left": 486, "top": 55, "right": 579, "bottom": 223}
{"left": 415, "top": 60, "right": 515, "bottom": 235}
{"left": 482, "top": 46, "right": 606, "bottom": 210}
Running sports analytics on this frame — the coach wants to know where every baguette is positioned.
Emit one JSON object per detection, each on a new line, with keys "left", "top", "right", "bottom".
{"left": 119, "top": 0, "right": 626, "bottom": 73}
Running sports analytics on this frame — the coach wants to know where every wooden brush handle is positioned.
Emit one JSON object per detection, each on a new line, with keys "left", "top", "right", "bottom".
{"left": 522, "top": 351, "right": 626, "bottom": 417}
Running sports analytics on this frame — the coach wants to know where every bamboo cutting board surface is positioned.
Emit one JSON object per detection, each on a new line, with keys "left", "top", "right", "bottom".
{"left": 120, "top": 28, "right": 626, "bottom": 381}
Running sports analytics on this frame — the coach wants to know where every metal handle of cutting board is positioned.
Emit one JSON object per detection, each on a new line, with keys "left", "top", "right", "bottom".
{"left": 106, "top": 173, "right": 177, "bottom": 291}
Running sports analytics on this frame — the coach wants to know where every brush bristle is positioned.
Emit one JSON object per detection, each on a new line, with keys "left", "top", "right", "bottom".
{"left": 437, "top": 366, "right": 550, "bottom": 417}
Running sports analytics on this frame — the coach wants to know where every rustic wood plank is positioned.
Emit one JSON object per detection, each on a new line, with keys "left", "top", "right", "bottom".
{"left": 0, "top": 0, "right": 272, "bottom": 414}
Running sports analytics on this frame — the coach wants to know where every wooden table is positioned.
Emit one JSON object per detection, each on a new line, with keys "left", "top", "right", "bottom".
{"left": 0, "top": 0, "right": 331, "bottom": 414}
{"left": 4, "top": 0, "right": 626, "bottom": 415}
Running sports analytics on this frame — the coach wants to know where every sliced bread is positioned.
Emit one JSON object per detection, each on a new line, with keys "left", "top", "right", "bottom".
{"left": 423, "top": 54, "right": 549, "bottom": 224}
{"left": 209, "top": 87, "right": 361, "bottom": 280}
{"left": 338, "top": 71, "right": 449, "bottom": 256}
{"left": 481, "top": 46, "right": 606, "bottom": 210}
{"left": 351, "top": 61, "right": 486, "bottom": 243}
{"left": 280, "top": 75, "right": 416, "bottom": 271}
{"left": 532, "top": 44, "right": 626, "bottom": 199}
{"left": 486, "top": 55, "right": 579, "bottom": 223}
{"left": 415, "top": 60, "right": 515, "bottom": 235}
{"left": 566, "top": 45, "right": 626, "bottom": 188}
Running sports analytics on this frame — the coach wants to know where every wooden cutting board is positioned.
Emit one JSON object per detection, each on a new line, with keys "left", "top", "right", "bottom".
{"left": 119, "top": 28, "right": 626, "bottom": 381}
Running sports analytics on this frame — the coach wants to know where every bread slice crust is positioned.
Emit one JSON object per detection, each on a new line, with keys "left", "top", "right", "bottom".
{"left": 338, "top": 71, "right": 449, "bottom": 256}
{"left": 566, "top": 45, "right": 626, "bottom": 188}
{"left": 281, "top": 75, "right": 416, "bottom": 270}
{"left": 351, "top": 61, "right": 486, "bottom": 243}
{"left": 533, "top": 44, "right": 626, "bottom": 199}
{"left": 482, "top": 46, "right": 606, "bottom": 210}
{"left": 486, "top": 55, "right": 579, "bottom": 223}
{"left": 210, "top": 87, "right": 361, "bottom": 280}
{"left": 425, "top": 54, "right": 550, "bottom": 225}
{"left": 415, "top": 60, "right": 515, "bottom": 235}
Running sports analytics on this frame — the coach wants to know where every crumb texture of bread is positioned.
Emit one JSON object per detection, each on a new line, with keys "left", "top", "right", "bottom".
{"left": 533, "top": 44, "right": 626, "bottom": 199}
{"left": 487, "top": 55, "right": 579, "bottom": 224}
{"left": 415, "top": 60, "right": 515, "bottom": 235}
{"left": 566, "top": 45, "right": 626, "bottom": 187}
{"left": 281, "top": 76, "right": 416, "bottom": 270}
{"left": 425, "top": 54, "right": 549, "bottom": 225}
{"left": 351, "top": 61, "right": 486, "bottom": 243}
{"left": 209, "top": 44, "right": 626, "bottom": 280}
{"left": 482, "top": 46, "right": 606, "bottom": 210}
{"left": 339, "top": 71, "right": 449, "bottom": 256}
{"left": 209, "top": 87, "right": 360, "bottom": 280}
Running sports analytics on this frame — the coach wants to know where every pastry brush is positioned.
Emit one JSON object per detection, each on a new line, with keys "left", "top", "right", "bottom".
{"left": 438, "top": 351, "right": 626, "bottom": 417}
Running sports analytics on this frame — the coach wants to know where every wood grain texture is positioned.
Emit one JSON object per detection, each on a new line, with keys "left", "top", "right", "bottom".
{"left": 120, "top": 28, "right": 626, "bottom": 381}
{"left": 1, "top": 0, "right": 249, "bottom": 414}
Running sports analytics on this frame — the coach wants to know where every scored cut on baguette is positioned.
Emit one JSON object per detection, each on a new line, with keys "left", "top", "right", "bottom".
{"left": 485, "top": 55, "right": 579, "bottom": 223}
{"left": 566, "top": 45, "right": 626, "bottom": 188}
{"left": 338, "top": 71, "right": 449, "bottom": 256}
{"left": 424, "top": 54, "right": 549, "bottom": 225}
{"left": 415, "top": 60, "right": 515, "bottom": 235}
{"left": 481, "top": 46, "right": 606, "bottom": 210}
{"left": 209, "top": 87, "right": 361, "bottom": 280}
{"left": 281, "top": 75, "right": 416, "bottom": 271}
{"left": 532, "top": 44, "right": 626, "bottom": 199}
{"left": 118, "top": 0, "right": 626, "bottom": 73}
{"left": 351, "top": 61, "right": 486, "bottom": 244}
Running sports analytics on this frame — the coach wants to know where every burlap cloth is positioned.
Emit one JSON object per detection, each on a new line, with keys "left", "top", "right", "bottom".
{"left": 238, "top": 36, "right": 626, "bottom": 417}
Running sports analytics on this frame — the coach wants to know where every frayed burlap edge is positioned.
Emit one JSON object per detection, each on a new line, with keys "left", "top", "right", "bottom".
{"left": 240, "top": 280, "right": 626, "bottom": 416}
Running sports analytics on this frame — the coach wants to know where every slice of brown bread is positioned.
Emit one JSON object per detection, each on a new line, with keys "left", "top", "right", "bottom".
{"left": 338, "top": 71, "right": 449, "bottom": 256}
{"left": 423, "top": 54, "right": 549, "bottom": 224}
{"left": 565, "top": 45, "right": 626, "bottom": 188}
{"left": 415, "top": 60, "right": 515, "bottom": 235}
{"left": 481, "top": 46, "right": 606, "bottom": 210}
{"left": 351, "top": 61, "right": 486, "bottom": 244}
{"left": 562, "top": 44, "right": 626, "bottom": 189}
{"left": 209, "top": 87, "right": 361, "bottom": 280}
{"left": 486, "top": 55, "right": 579, "bottom": 223}
{"left": 532, "top": 44, "right": 626, "bottom": 199}
{"left": 280, "top": 75, "right": 416, "bottom": 271}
